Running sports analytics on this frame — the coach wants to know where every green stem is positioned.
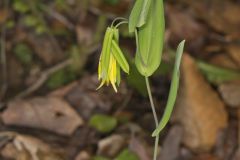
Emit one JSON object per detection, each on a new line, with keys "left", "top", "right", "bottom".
{"left": 145, "top": 77, "right": 159, "bottom": 160}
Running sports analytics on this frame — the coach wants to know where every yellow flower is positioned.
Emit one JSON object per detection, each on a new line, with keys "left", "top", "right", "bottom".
{"left": 97, "top": 27, "right": 129, "bottom": 92}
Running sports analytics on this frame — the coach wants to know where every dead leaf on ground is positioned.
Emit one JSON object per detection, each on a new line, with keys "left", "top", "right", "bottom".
{"left": 191, "top": 154, "right": 220, "bottom": 160}
{"left": 97, "top": 134, "right": 126, "bottom": 158}
{"left": 166, "top": 5, "right": 206, "bottom": 50}
{"left": 2, "top": 97, "right": 83, "bottom": 135}
{"left": 158, "top": 125, "right": 183, "bottom": 160}
{"left": 0, "top": 132, "right": 64, "bottom": 160}
{"left": 218, "top": 81, "right": 240, "bottom": 107}
{"left": 129, "top": 136, "right": 151, "bottom": 160}
{"left": 64, "top": 75, "right": 125, "bottom": 120}
{"left": 173, "top": 54, "right": 228, "bottom": 152}
{"left": 75, "top": 151, "right": 91, "bottom": 160}
{"left": 0, "top": 9, "right": 8, "bottom": 24}
{"left": 26, "top": 34, "right": 65, "bottom": 65}
{"left": 226, "top": 44, "right": 240, "bottom": 67}
{"left": 209, "top": 54, "right": 238, "bottom": 70}
{"left": 179, "top": 0, "right": 240, "bottom": 35}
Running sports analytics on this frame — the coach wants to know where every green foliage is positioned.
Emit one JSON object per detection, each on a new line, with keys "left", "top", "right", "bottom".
{"left": 13, "top": 43, "right": 33, "bottom": 65}
{"left": 70, "top": 45, "right": 84, "bottom": 72}
{"left": 13, "top": 0, "right": 30, "bottom": 13}
{"left": 115, "top": 149, "right": 139, "bottom": 160}
{"left": 111, "top": 40, "right": 129, "bottom": 74}
{"left": 152, "top": 40, "right": 185, "bottom": 137}
{"left": 46, "top": 67, "right": 77, "bottom": 89}
{"left": 197, "top": 61, "right": 240, "bottom": 84}
{"left": 129, "top": 0, "right": 151, "bottom": 33}
{"left": 126, "top": 54, "right": 147, "bottom": 96}
{"left": 134, "top": 0, "right": 165, "bottom": 77}
{"left": 23, "top": 15, "right": 47, "bottom": 34}
{"left": 104, "top": 0, "right": 119, "bottom": 5}
{"left": 93, "top": 156, "right": 110, "bottom": 160}
{"left": 89, "top": 114, "right": 117, "bottom": 133}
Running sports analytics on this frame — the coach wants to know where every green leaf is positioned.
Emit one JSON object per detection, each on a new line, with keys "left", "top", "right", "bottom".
{"left": 197, "top": 61, "right": 240, "bottom": 84}
{"left": 126, "top": 54, "right": 147, "bottom": 96}
{"left": 89, "top": 114, "right": 117, "bottom": 133}
{"left": 104, "top": 0, "right": 119, "bottom": 5}
{"left": 116, "top": 149, "right": 139, "bottom": 160}
{"left": 93, "top": 156, "right": 110, "bottom": 160}
{"left": 135, "top": 0, "right": 165, "bottom": 77}
{"left": 13, "top": 0, "right": 30, "bottom": 13}
{"left": 111, "top": 40, "right": 129, "bottom": 74}
{"left": 13, "top": 43, "right": 33, "bottom": 65}
{"left": 129, "top": 0, "right": 151, "bottom": 33}
{"left": 100, "top": 28, "right": 114, "bottom": 78}
{"left": 152, "top": 40, "right": 185, "bottom": 137}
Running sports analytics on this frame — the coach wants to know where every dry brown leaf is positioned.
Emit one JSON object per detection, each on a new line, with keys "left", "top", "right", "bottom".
{"left": 129, "top": 136, "right": 151, "bottom": 160}
{"left": 2, "top": 97, "right": 83, "bottom": 135}
{"left": 166, "top": 5, "right": 206, "bottom": 49}
{"left": 158, "top": 125, "right": 183, "bottom": 160}
{"left": 26, "top": 34, "right": 64, "bottom": 65}
{"left": 218, "top": 81, "right": 240, "bottom": 107}
{"left": 75, "top": 151, "right": 91, "bottom": 160}
{"left": 97, "top": 134, "right": 126, "bottom": 158}
{"left": 209, "top": 54, "right": 238, "bottom": 70}
{"left": 0, "top": 9, "right": 8, "bottom": 24}
{"left": 179, "top": 0, "right": 240, "bottom": 35}
{"left": 0, "top": 132, "right": 64, "bottom": 160}
{"left": 191, "top": 154, "right": 220, "bottom": 160}
{"left": 226, "top": 44, "right": 240, "bottom": 67}
{"left": 173, "top": 54, "right": 228, "bottom": 152}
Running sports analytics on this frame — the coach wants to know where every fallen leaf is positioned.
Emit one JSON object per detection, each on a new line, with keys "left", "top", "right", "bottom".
{"left": 75, "top": 151, "right": 91, "bottom": 160}
{"left": 179, "top": 0, "right": 240, "bottom": 35}
{"left": 97, "top": 134, "right": 126, "bottom": 158}
{"left": 65, "top": 75, "right": 114, "bottom": 120}
{"left": 226, "top": 44, "right": 240, "bottom": 67}
{"left": 209, "top": 53, "right": 238, "bottom": 70}
{"left": 2, "top": 97, "right": 83, "bottom": 135}
{"left": 26, "top": 34, "right": 65, "bottom": 65}
{"left": 129, "top": 136, "right": 150, "bottom": 160}
{"left": 191, "top": 154, "right": 220, "bottom": 160}
{"left": 0, "top": 9, "right": 8, "bottom": 24}
{"left": 0, "top": 132, "right": 64, "bottom": 160}
{"left": 218, "top": 81, "right": 240, "bottom": 107}
{"left": 158, "top": 125, "right": 183, "bottom": 160}
{"left": 173, "top": 54, "right": 228, "bottom": 152}
{"left": 166, "top": 5, "right": 206, "bottom": 50}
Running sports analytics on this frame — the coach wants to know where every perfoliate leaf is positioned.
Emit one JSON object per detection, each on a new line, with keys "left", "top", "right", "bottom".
{"left": 129, "top": 0, "right": 152, "bottom": 33}
{"left": 111, "top": 40, "right": 129, "bottom": 74}
{"left": 135, "top": 0, "right": 165, "bottom": 77}
{"left": 152, "top": 40, "right": 185, "bottom": 137}
{"left": 197, "top": 61, "right": 240, "bottom": 84}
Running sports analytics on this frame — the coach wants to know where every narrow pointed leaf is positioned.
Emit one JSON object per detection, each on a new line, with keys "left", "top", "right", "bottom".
{"left": 129, "top": 0, "right": 152, "bottom": 33}
{"left": 111, "top": 40, "right": 129, "bottom": 74}
{"left": 101, "top": 27, "right": 114, "bottom": 78}
{"left": 152, "top": 40, "right": 185, "bottom": 137}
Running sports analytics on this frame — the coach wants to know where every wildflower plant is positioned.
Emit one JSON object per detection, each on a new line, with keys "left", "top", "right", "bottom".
{"left": 97, "top": 0, "right": 185, "bottom": 159}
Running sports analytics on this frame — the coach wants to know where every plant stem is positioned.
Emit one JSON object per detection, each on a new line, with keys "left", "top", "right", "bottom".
{"left": 145, "top": 77, "right": 159, "bottom": 160}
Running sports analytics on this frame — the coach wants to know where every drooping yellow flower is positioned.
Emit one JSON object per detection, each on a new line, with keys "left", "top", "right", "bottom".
{"left": 97, "top": 27, "right": 129, "bottom": 92}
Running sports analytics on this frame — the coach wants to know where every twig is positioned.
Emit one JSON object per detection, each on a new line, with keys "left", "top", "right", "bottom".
{"left": 0, "top": 0, "right": 8, "bottom": 101}
{"left": 15, "top": 44, "right": 100, "bottom": 99}
{"left": 43, "top": 6, "right": 75, "bottom": 30}
{"left": 16, "top": 59, "right": 72, "bottom": 99}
